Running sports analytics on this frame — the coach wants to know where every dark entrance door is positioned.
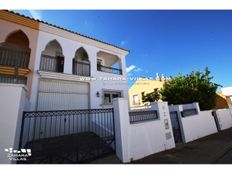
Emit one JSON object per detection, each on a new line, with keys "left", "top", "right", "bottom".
{"left": 170, "top": 111, "right": 183, "bottom": 143}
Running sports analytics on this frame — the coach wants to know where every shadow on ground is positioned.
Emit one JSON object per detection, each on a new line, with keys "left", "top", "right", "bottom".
{"left": 92, "top": 128, "right": 232, "bottom": 164}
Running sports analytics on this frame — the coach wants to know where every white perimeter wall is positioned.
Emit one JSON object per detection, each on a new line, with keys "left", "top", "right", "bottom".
{"left": 215, "top": 109, "right": 232, "bottom": 131}
{"left": 181, "top": 111, "right": 218, "bottom": 143}
{"left": 0, "top": 83, "right": 27, "bottom": 164}
{"left": 171, "top": 103, "right": 218, "bottom": 143}
{"left": 113, "top": 98, "right": 175, "bottom": 163}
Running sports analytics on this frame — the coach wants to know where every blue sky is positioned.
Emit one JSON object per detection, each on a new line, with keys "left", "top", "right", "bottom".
{"left": 14, "top": 10, "right": 232, "bottom": 90}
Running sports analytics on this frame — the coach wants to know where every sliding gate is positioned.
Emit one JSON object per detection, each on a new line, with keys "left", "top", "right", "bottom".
{"left": 19, "top": 108, "right": 115, "bottom": 164}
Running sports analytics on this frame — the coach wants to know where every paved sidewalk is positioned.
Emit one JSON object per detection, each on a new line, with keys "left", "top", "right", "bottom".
{"left": 132, "top": 128, "right": 232, "bottom": 164}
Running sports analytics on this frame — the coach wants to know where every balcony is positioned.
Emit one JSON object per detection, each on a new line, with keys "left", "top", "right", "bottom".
{"left": 0, "top": 46, "right": 30, "bottom": 68}
{"left": 73, "top": 60, "right": 90, "bottom": 77}
{"left": 40, "top": 54, "right": 64, "bottom": 73}
{"left": 0, "top": 46, "right": 30, "bottom": 85}
{"left": 97, "top": 51, "right": 123, "bottom": 75}
{"left": 97, "top": 64, "right": 122, "bottom": 75}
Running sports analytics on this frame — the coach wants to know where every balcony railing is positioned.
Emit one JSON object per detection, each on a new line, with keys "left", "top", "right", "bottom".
{"left": 129, "top": 110, "right": 159, "bottom": 124}
{"left": 40, "top": 54, "right": 64, "bottom": 73}
{"left": 97, "top": 64, "right": 122, "bottom": 75}
{"left": 73, "top": 60, "right": 90, "bottom": 76}
{"left": 0, "top": 74, "right": 27, "bottom": 84}
{"left": 0, "top": 46, "right": 30, "bottom": 68}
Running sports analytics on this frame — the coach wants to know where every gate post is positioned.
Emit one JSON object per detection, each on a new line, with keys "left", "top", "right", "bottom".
{"left": 0, "top": 84, "right": 27, "bottom": 164}
{"left": 151, "top": 102, "right": 176, "bottom": 150}
{"left": 112, "top": 98, "right": 130, "bottom": 163}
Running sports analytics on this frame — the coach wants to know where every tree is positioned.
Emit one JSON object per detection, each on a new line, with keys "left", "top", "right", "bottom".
{"left": 142, "top": 88, "right": 160, "bottom": 103}
{"left": 159, "top": 67, "right": 221, "bottom": 110}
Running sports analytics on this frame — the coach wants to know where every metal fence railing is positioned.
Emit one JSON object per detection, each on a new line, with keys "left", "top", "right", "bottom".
{"left": 73, "top": 60, "right": 90, "bottom": 76}
{"left": 0, "top": 46, "right": 30, "bottom": 68}
{"left": 97, "top": 64, "right": 122, "bottom": 75}
{"left": 0, "top": 74, "right": 27, "bottom": 84}
{"left": 19, "top": 108, "right": 115, "bottom": 149}
{"left": 40, "top": 54, "right": 64, "bottom": 73}
{"left": 19, "top": 108, "right": 116, "bottom": 163}
{"left": 181, "top": 108, "right": 198, "bottom": 117}
{"left": 129, "top": 110, "right": 159, "bottom": 124}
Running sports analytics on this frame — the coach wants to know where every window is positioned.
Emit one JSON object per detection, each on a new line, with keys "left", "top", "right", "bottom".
{"left": 133, "top": 94, "right": 140, "bottom": 105}
{"left": 103, "top": 91, "right": 121, "bottom": 105}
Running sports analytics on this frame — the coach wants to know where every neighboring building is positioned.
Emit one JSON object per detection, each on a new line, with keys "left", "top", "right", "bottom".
{"left": 222, "top": 87, "right": 232, "bottom": 110}
{"left": 0, "top": 10, "right": 129, "bottom": 111}
{"left": 215, "top": 92, "right": 229, "bottom": 109}
{"left": 129, "top": 73, "right": 167, "bottom": 109}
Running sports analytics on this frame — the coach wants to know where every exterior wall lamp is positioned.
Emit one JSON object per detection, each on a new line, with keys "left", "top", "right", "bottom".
{"left": 96, "top": 91, "right": 100, "bottom": 97}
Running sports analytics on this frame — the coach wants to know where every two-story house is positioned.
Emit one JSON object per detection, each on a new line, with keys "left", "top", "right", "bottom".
{"left": 0, "top": 10, "right": 129, "bottom": 111}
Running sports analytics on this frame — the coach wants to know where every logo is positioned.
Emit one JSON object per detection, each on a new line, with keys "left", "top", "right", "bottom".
{"left": 4, "top": 148, "right": 32, "bottom": 161}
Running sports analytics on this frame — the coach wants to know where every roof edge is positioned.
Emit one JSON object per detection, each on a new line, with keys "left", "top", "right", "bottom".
{"left": 3, "top": 10, "right": 130, "bottom": 54}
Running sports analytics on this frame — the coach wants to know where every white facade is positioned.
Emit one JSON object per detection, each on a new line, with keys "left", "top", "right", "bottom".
{"left": 30, "top": 28, "right": 128, "bottom": 111}
{"left": 113, "top": 98, "right": 175, "bottom": 163}
{"left": 0, "top": 11, "right": 129, "bottom": 111}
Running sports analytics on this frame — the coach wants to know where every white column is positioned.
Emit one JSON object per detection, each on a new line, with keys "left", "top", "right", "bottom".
{"left": 0, "top": 84, "right": 27, "bottom": 163}
{"left": 193, "top": 102, "right": 200, "bottom": 112}
{"left": 112, "top": 98, "right": 130, "bottom": 163}
{"left": 151, "top": 102, "right": 176, "bottom": 150}
{"left": 63, "top": 52, "right": 73, "bottom": 74}
{"left": 119, "top": 55, "right": 126, "bottom": 76}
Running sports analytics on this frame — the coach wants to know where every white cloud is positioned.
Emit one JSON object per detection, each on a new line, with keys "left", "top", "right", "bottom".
{"left": 28, "top": 10, "right": 42, "bottom": 20}
{"left": 126, "top": 65, "right": 143, "bottom": 76}
{"left": 134, "top": 68, "right": 143, "bottom": 72}
{"left": 120, "top": 40, "right": 128, "bottom": 46}
{"left": 126, "top": 65, "right": 136, "bottom": 73}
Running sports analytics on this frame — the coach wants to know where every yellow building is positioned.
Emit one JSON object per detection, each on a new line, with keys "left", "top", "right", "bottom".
{"left": 215, "top": 92, "right": 229, "bottom": 109}
{"left": 129, "top": 75, "right": 230, "bottom": 110}
{"left": 129, "top": 77, "right": 165, "bottom": 109}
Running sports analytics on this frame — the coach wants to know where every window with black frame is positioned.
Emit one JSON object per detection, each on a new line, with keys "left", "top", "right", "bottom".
{"left": 103, "top": 91, "right": 121, "bottom": 105}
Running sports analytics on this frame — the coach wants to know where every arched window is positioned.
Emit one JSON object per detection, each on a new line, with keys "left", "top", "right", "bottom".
{"left": 0, "top": 30, "right": 31, "bottom": 84}
{"left": 40, "top": 40, "right": 64, "bottom": 73}
{"left": 72, "top": 47, "right": 90, "bottom": 76}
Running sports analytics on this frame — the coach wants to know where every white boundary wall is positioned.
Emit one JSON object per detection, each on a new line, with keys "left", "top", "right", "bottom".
{"left": 181, "top": 110, "right": 218, "bottom": 143}
{"left": 215, "top": 109, "right": 232, "bottom": 131}
{"left": 113, "top": 98, "right": 175, "bottom": 163}
{"left": 0, "top": 83, "right": 27, "bottom": 164}
{"left": 170, "top": 103, "right": 218, "bottom": 143}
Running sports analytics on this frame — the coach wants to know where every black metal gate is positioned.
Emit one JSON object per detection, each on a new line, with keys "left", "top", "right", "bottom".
{"left": 18, "top": 108, "right": 115, "bottom": 164}
{"left": 170, "top": 111, "right": 183, "bottom": 143}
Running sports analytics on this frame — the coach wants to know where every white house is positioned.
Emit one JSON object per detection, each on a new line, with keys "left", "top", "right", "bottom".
{"left": 222, "top": 87, "right": 232, "bottom": 111}
{"left": 0, "top": 10, "right": 129, "bottom": 111}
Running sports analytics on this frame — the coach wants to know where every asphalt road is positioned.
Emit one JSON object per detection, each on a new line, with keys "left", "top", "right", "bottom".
{"left": 216, "top": 149, "right": 232, "bottom": 164}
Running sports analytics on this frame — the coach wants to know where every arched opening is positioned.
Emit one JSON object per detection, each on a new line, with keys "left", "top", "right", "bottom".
{"left": 0, "top": 30, "right": 31, "bottom": 84}
{"left": 40, "top": 40, "right": 64, "bottom": 73}
{"left": 72, "top": 47, "right": 90, "bottom": 76}
{"left": 97, "top": 51, "right": 122, "bottom": 75}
